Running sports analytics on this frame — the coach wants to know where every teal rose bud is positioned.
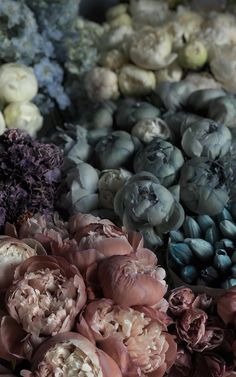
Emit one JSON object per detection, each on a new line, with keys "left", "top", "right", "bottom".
{"left": 187, "top": 88, "right": 226, "bottom": 113}
{"left": 180, "top": 157, "right": 229, "bottom": 215}
{"left": 213, "top": 249, "right": 232, "bottom": 273}
{"left": 134, "top": 138, "right": 184, "bottom": 187}
{"left": 114, "top": 172, "right": 185, "bottom": 247}
{"left": 207, "top": 95, "right": 236, "bottom": 129}
{"left": 181, "top": 119, "right": 232, "bottom": 159}
{"left": 152, "top": 81, "right": 196, "bottom": 111}
{"left": 95, "top": 130, "right": 141, "bottom": 169}
{"left": 115, "top": 98, "right": 160, "bottom": 132}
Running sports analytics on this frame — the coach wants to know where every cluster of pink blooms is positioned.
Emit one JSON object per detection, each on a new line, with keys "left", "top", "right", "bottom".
{"left": 0, "top": 213, "right": 174, "bottom": 376}
{"left": 0, "top": 212, "right": 234, "bottom": 376}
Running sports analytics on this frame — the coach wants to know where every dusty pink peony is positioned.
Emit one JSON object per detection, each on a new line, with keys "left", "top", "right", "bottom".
{"left": 20, "top": 332, "right": 122, "bottom": 377}
{"left": 69, "top": 212, "right": 143, "bottom": 256}
{"left": 217, "top": 288, "right": 236, "bottom": 327}
{"left": 98, "top": 249, "right": 167, "bottom": 307}
{"left": 2, "top": 255, "right": 86, "bottom": 359}
{"left": 17, "top": 213, "right": 69, "bottom": 252}
{"left": 77, "top": 298, "right": 177, "bottom": 377}
{"left": 0, "top": 236, "right": 46, "bottom": 291}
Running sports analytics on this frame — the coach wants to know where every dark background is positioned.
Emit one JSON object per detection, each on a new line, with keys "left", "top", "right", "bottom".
{"left": 80, "top": 0, "right": 126, "bottom": 22}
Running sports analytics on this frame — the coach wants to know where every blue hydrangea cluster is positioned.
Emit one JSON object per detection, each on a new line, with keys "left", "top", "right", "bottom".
{"left": 0, "top": 0, "right": 76, "bottom": 113}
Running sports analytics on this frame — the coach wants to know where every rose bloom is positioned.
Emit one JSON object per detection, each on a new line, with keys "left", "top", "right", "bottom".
{"left": 0, "top": 236, "right": 45, "bottom": 291}
{"left": 21, "top": 332, "right": 122, "bottom": 377}
{"left": 168, "top": 288, "right": 196, "bottom": 316}
{"left": 77, "top": 299, "right": 177, "bottom": 377}
{"left": 217, "top": 288, "right": 236, "bottom": 327}
{"left": 2, "top": 256, "right": 86, "bottom": 359}
{"left": 98, "top": 250, "right": 167, "bottom": 307}
{"left": 176, "top": 309, "right": 207, "bottom": 349}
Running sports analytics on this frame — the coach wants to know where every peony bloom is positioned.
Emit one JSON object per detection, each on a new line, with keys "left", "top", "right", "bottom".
{"left": 69, "top": 212, "right": 143, "bottom": 257}
{"left": 217, "top": 288, "right": 236, "bottom": 327}
{"left": 21, "top": 332, "right": 122, "bottom": 377}
{"left": 4, "top": 102, "right": 43, "bottom": 137}
{"left": 18, "top": 213, "right": 69, "bottom": 253}
{"left": 168, "top": 288, "right": 196, "bottom": 316}
{"left": 3, "top": 255, "right": 86, "bottom": 359}
{"left": 77, "top": 299, "right": 176, "bottom": 377}
{"left": 85, "top": 67, "right": 119, "bottom": 102}
{"left": 0, "top": 236, "right": 44, "bottom": 291}
{"left": 98, "top": 250, "right": 167, "bottom": 307}
{"left": 0, "top": 63, "right": 38, "bottom": 103}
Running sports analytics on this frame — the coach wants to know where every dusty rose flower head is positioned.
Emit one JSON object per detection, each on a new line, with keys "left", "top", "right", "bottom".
{"left": 217, "top": 288, "right": 236, "bottom": 327}
{"left": 17, "top": 213, "right": 69, "bottom": 252}
{"left": 176, "top": 309, "right": 224, "bottom": 352}
{"left": 77, "top": 299, "right": 176, "bottom": 377}
{"left": 69, "top": 212, "right": 143, "bottom": 256}
{"left": 3, "top": 255, "right": 86, "bottom": 359}
{"left": 98, "top": 249, "right": 167, "bottom": 307}
{"left": 169, "top": 288, "right": 196, "bottom": 316}
{"left": 21, "top": 332, "right": 122, "bottom": 377}
{"left": 0, "top": 236, "right": 45, "bottom": 291}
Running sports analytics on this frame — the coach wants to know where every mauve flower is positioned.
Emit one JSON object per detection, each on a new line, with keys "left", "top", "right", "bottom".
{"left": 21, "top": 332, "right": 122, "bottom": 377}
{"left": 176, "top": 309, "right": 207, "bottom": 350}
{"left": 98, "top": 249, "right": 167, "bottom": 307}
{"left": 77, "top": 299, "right": 177, "bottom": 377}
{"left": 217, "top": 288, "right": 236, "bottom": 327}
{"left": 3, "top": 255, "right": 86, "bottom": 359}
{"left": 18, "top": 213, "right": 69, "bottom": 252}
{"left": 0, "top": 237, "right": 40, "bottom": 291}
{"left": 167, "top": 346, "right": 192, "bottom": 377}
{"left": 168, "top": 288, "right": 196, "bottom": 316}
{"left": 58, "top": 213, "right": 144, "bottom": 275}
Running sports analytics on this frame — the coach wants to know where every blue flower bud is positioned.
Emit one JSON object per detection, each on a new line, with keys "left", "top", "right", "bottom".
{"left": 186, "top": 238, "right": 214, "bottom": 260}
{"left": 181, "top": 265, "right": 198, "bottom": 284}
{"left": 183, "top": 216, "right": 202, "bottom": 238}
{"left": 197, "top": 214, "right": 215, "bottom": 233}
{"left": 215, "top": 238, "right": 235, "bottom": 251}
{"left": 169, "top": 230, "right": 184, "bottom": 242}
{"left": 205, "top": 224, "right": 220, "bottom": 244}
{"left": 220, "top": 220, "right": 236, "bottom": 239}
{"left": 169, "top": 243, "right": 193, "bottom": 267}
{"left": 216, "top": 207, "right": 234, "bottom": 222}
{"left": 213, "top": 249, "right": 232, "bottom": 272}
{"left": 201, "top": 266, "right": 218, "bottom": 284}
{"left": 228, "top": 203, "right": 236, "bottom": 220}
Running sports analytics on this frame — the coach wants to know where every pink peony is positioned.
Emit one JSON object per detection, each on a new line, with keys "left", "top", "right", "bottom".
{"left": 2, "top": 255, "right": 86, "bottom": 360}
{"left": 98, "top": 250, "right": 167, "bottom": 307}
{"left": 0, "top": 236, "right": 46, "bottom": 291}
{"left": 77, "top": 298, "right": 177, "bottom": 377}
{"left": 21, "top": 332, "right": 122, "bottom": 377}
